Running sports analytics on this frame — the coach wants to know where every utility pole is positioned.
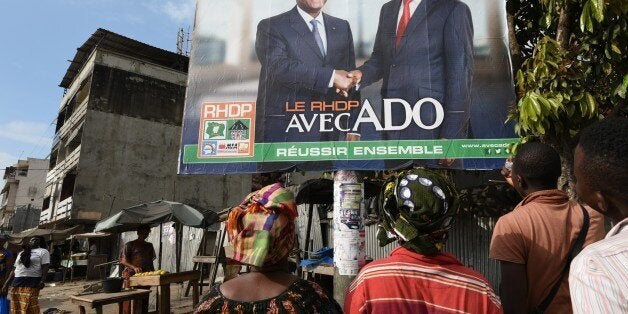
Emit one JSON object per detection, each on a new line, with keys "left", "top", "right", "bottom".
{"left": 332, "top": 170, "right": 365, "bottom": 305}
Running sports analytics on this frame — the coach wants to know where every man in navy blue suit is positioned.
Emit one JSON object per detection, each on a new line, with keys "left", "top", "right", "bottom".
{"left": 255, "top": 0, "right": 357, "bottom": 145}
{"left": 350, "top": 0, "right": 473, "bottom": 168}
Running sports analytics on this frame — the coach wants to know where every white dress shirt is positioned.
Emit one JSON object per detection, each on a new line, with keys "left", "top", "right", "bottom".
{"left": 397, "top": 0, "right": 421, "bottom": 30}
{"left": 569, "top": 217, "right": 628, "bottom": 314}
{"left": 296, "top": 6, "right": 336, "bottom": 88}
{"left": 297, "top": 5, "right": 328, "bottom": 53}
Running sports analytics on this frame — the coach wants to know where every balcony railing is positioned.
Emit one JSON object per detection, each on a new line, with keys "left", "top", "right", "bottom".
{"left": 46, "top": 145, "right": 81, "bottom": 183}
{"left": 54, "top": 197, "right": 73, "bottom": 221}
{"left": 39, "top": 209, "right": 52, "bottom": 224}
{"left": 39, "top": 196, "right": 72, "bottom": 225}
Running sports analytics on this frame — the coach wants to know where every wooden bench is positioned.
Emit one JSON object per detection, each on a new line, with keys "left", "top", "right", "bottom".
{"left": 71, "top": 289, "right": 150, "bottom": 314}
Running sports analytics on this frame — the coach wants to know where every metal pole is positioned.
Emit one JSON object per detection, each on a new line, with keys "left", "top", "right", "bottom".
{"left": 158, "top": 223, "right": 163, "bottom": 270}
{"left": 304, "top": 203, "right": 315, "bottom": 259}
{"left": 332, "top": 170, "right": 365, "bottom": 305}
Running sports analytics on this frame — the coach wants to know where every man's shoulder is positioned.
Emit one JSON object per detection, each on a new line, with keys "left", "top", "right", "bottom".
{"left": 258, "top": 9, "right": 293, "bottom": 27}
{"left": 322, "top": 13, "right": 349, "bottom": 25}
{"left": 378, "top": 0, "right": 399, "bottom": 14}
{"left": 492, "top": 208, "right": 532, "bottom": 240}
{"left": 125, "top": 239, "right": 144, "bottom": 247}
{"left": 451, "top": 0, "right": 471, "bottom": 7}
{"left": 355, "top": 255, "right": 404, "bottom": 277}
{"left": 578, "top": 233, "right": 628, "bottom": 260}
{"left": 441, "top": 0, "right": 471, "bottom": 10}
{"left": 506, "top": 196, "right": 563, "bottom": 218}
{"left": 495, "top": 206, "right": 529, "bottom": 225}
{"left": 33, "top": 247, "right": 49, "bottom": 256}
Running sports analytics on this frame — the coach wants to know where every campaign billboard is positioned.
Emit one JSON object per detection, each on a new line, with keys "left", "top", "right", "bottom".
{"left": 179, "top": 0, "right": 517, "bottom": 174}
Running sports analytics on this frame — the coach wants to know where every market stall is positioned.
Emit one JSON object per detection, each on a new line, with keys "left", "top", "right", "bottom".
{"left": 9, "top": 225, "right": 82, "bottom": 245}
{"left": 129, "top": 270, "right": 200, "bottom": 314}
{"left": 64, "top": 232, "right": 111, "bottom": 281}
{"left": 89, "top": 200, "right": 217, "bottom": 312}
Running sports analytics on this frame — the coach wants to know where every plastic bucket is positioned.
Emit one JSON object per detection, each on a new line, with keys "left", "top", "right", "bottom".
{"left": 102, "top": 277, "right": 123, "bottom": 293}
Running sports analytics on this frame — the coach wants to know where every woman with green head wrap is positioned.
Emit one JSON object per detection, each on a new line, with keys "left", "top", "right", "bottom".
{"left": 346, "top": 169, "right": 503, "bottom": 314}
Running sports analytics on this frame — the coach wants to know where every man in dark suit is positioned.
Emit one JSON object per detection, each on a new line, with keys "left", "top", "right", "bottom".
{"left": 350, "top": 0, "right": 473, "bottom": 168}
{"left": 255, "top": 0, "right": 357, "bottom": 144}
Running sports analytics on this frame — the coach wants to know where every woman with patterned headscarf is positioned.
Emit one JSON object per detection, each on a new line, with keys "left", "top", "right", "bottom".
{"left": 345, "top": 169, "right": 503, "bottom": 314}
{"left": 194, "top": 183, "right": 341, "bottom": 313}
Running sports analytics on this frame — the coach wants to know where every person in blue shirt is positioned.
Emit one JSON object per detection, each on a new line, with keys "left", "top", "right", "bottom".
{"left": 0, "top": 235, "right": 14, "bottom": 289}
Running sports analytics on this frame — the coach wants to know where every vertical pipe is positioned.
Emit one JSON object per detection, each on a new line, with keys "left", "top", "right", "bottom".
{"left": 332, "top": 170, "right": 365, "bottom": 305}
{"left": 304, "top": 203, "right": 315, "bottom": 259}
{"left": 158, "top": 223, "right": 163, "bottom": 270}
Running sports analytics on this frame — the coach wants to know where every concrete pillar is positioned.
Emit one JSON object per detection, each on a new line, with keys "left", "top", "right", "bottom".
{"left": 332, "top": 170, "right": 365, "bottom": 305}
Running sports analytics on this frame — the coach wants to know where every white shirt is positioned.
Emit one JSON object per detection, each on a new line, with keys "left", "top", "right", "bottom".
{"left": 15, "top": 247, "right": 50, "bottom": 278}
{"left": 397, "top": 0, "right": 421, "bottom": 30}
{"left": 569, "top": 217, "right": 628, "bottom": 314}
{"left": 296, "top": 5, "right": 336, "bottom": 88}
{"left": 297, "top": 5, "right": 328, "bottom": 54}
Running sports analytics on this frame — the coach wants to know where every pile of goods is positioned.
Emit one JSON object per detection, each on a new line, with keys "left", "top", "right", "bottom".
{"left": 133, "top": 270, "right": 169, "bottom": 276}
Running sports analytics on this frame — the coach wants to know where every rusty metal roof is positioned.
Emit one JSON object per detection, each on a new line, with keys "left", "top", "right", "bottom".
{"left": 59, "top": 28, "right": 189, "bottom": 88}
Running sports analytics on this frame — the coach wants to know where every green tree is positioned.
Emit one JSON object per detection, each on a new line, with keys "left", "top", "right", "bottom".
{"left": 506, "top": 0, "right": 627, "bottom": 196}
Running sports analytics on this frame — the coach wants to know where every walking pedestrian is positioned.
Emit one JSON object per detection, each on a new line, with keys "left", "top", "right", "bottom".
{"left": 1, "top": 236, "right": 49, "bottom": 314}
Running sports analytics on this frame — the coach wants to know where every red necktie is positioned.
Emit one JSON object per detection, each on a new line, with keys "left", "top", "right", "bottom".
{"left": 395, "top": 0, "right": 412, "bottom": 49}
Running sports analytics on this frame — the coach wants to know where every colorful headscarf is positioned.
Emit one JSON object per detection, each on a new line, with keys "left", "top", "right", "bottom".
{"left": 378, "top": 169, "right": 459, "bottom": 255}
{"left": 226, "top": 183, "right": 298, "bottom": 267}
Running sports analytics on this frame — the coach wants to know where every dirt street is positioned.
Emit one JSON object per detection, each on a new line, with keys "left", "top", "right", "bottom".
{"left": 38, "top": 280, "right": 199, "bottom": 313}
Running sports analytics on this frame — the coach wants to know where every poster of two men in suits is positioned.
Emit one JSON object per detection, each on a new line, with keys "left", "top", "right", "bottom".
{"left": 179, "top": 0, "right": 517, "bottom": 175}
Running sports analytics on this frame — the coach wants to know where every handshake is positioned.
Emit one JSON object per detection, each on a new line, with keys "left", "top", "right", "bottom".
{"left": 333, "top": 70, "right": 362, "bottom": 97}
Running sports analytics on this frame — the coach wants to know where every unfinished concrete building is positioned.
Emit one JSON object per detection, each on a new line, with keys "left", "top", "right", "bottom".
{"left": 41, "top": 29, "right": 250, "bottom": 228}
{"left": 0, "top": 158, "right": 48, "bottom": 231}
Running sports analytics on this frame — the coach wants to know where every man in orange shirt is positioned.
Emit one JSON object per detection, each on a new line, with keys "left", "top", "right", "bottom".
{"left": 490, "top": 142, "right": 605, "bottom": 313}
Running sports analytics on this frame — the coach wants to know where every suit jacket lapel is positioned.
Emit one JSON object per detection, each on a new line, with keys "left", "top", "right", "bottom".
{"left": 289, "top": 6, "right": 324, "bottom": 60}
{"left": 384, "top": 0, "right": 402, "bottom": 58}
{"left": 397, "top": 0, "right": 438, "bottom": 53}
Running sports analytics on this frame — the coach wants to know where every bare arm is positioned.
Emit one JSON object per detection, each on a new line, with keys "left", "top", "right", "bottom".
{"left": 39, "top": 264, "right": 49, "bottom": 289}
{"left": 120, "top": 244, "right": 141, "bottom": 272}
{"left": 499, "top": 261, "right": 528, "bottom": 314}
{"left": 119, "top": 257, "right": 141, "bottom": 272}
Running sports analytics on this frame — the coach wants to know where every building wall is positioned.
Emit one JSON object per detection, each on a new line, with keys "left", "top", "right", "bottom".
{"left": 1, "top": 182, "right": 18, "bottom": 210}
{"left": 42, "top": 48, "right": 251, "bottom": 225}
{"left": 14, "top": 158, "right": 48, "bottom": 209}
{"left": 88, "top": 63, "right": 185, "bottom": 126}
{"left": 1, "top": 158, "right": 48, "bottom": 229}
{"left": 73, "top": 105, "right": 250, "bottom": 221}
{"left": 10, "top": 205, "right": 42, "bottom": 233}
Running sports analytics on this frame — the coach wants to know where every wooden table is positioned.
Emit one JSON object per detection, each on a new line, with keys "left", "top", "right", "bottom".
{"left": 129, "top": 270, "right": 200, "bottom": 314}
{"left": 71, "top": 289, "right": 150, "bottom": 314}
{"left": 302, "top": 264, "right": 334, "bottom": 280}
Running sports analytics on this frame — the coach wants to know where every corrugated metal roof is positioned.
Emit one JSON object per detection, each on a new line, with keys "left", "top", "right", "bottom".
{"left": 60, "top": 28, "right": 189, "bottom": 88}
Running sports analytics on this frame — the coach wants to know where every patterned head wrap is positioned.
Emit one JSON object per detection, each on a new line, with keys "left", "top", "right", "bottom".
{"left": 377, "top": 169, "right": 459, "bottom": 255}
{"left": 226, "top": 183, "right": 298, "bottom": 267}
